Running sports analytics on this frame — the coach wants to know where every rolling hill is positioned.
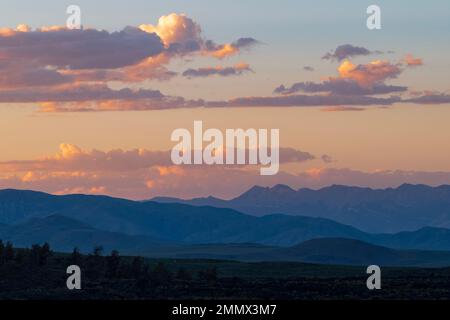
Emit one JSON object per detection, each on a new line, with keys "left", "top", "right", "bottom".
{"left": 0, "top": 215, "right": 164, "bottom": 253}
{"left": 124, "top": 238, "right": 450, "bottom": 267}
{"left": 2, "top": 214, "right": 449, "bottom": 266}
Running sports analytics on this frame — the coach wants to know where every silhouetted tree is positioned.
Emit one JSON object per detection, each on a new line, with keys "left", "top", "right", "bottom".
{"left": 4, "top": 241, "right": 14, "bottom": 262}
{"left": 14, "top": 250, "right": 25, "bottom": 264}
{"left": 70, "top": 247, "right": 83, "bottom": 265}
{"left": 39, "top": 242, "right": 52, "bottom": 266}
{"left": 29, "top": 244, "right": 41, "bottom": 267}
{"left": 86, "top": 246, "right": 105, "bottom": 279}
{"left": 131, "top": 256, "right": 145, "bottom": 278}
{"left": 93, "top": 246, "right": 103, "bottom": 257}
{"left": 106, "top": 250, "right": 121, "bottom": 278}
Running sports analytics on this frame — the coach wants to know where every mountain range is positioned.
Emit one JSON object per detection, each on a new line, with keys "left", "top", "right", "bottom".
{"left": 152, "top": 184, "right": 450, "bottom": 233}
{"left": 3, "top": 188, "right": 450, "bottom": 266}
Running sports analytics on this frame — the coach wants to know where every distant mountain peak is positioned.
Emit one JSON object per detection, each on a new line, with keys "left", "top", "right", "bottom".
{"left": 397, "top": 183, "right": 432, "bottom": 190}
{"left": 270, "top": 184, "right": 296, "bottom": 193}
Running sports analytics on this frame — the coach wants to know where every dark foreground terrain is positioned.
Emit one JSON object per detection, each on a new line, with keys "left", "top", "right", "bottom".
{"left": 1, "top": 242, "right": 450, "bottom": 300}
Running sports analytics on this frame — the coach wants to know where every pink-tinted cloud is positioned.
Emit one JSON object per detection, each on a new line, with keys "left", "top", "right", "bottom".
{"left": 0, "top": 14, "right": 258, "bottom": 91}
{"left": 0, "top": 144, "right": 315, "bottom": 171}
{"left": 0, "top": 144, "right": 173, "bottom": 172}
{"left": 204, "top": 37, "right": 259, "bottom": 59}
{"left": 2, "top": 150, "right": 450, "bottom": 199}
{"left": 0, "top": 144, "right": 317, "bottom": 199}
{"left": 139, "top": 13, "right": 202, "bottom": 48}
{"left": 275, "top": 59, "right": 406, "bottom": 97}
{"left": 2, "top": 144, "right": 450, "bottom": 200}
{"left": 337, "top": 60, "right": 402, "bottom": 87}
{"left": 402, "top": 54, "right": 424, "bottom": 67}
{"left": 0, "top": 21, "right": 443, "bottom": 112}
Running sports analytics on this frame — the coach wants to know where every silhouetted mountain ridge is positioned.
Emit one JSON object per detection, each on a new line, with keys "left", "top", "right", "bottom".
{"left": 4, "top": 189, "right": 450, "bottom": 257}
{"left": 152, "top": 184, "right": 450, "bottom": 233}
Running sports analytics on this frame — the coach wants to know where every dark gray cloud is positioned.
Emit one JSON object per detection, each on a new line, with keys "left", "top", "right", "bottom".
{"left": 232, "top": 37, "right": 259, "bottom": 48}
{"left": 322, "top": 44, "right": 381, "bottom": 61}
{"left": 303, "top": 66, "right": 315, "bottom": 71}
{"left": 279, "top": 148, "right": 315, "bottom": 163}
{"left": 0, "top": 27, "right": 164, "bottom": 70}
{"left": 321, "top": 155, "right": 334, "bottom": 163}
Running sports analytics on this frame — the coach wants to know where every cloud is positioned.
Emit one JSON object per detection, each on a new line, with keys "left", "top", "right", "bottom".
{"left": 337, "top": 60, "right": 402, "bottom": 87}
{"left": 274, "top": 79, "right": 407, "bottom": 96}
{"left": 402, "top": 54, "right": 423, "bottom": 67}
{"left": 406, "top": 94, "right": 450, "bottom": 104}
{"left": 0, "top": 144, "right": 316, "bottom": 199}
{"left": 0, "top": 26, "right": 164, "bottom": 70}
{"left": 0, "top": 143, "right": 173, "bottom": 172}
{"left": 139, "top": 14, "right": 258, "bottom": 59}
{"left": 321, "top": 106, "right": 366, "bottom": 112}
{"left": 275, "top": 59, "right": 405, "bottom": 97}
{"left": 30, "top": 84, "right": 445, "bottom": 114}
{"left": 2, "top": 147, "right": 450, "bottom": 199}
{"left": 303, "top": 66, "right": 314, "bottom": 71}
{"left": 0, "top": 82, "right": 205, "bottom": 112}
{"left": 139, "top": 13, "right": 202, "bottom": 48}
{"left": 279, "top": 148, "right": 315, "bottom": 163}
{"left": 221, "top": 93, "right": 401, "bottom": 108}
{"left": 37, "top": 98, "right": 204, "bottom": 113}
{"left": 182, "top": 63, "right": 252, "bottom": 78}
{"left": 0, "top": 18, "right": 442, "bottom": 112}
{"left": 0, "top": 144, "right": 314, "bottom": 173}
{"left": 205, "top": 37, "right": 259, "bottom": 59}
{"left": 322, "top": 44, "right": 381, "bottom": 61}
{"left": 0, "top": 84, "right": 165, "bottom": 103}
{"left": 0, "top": 14, "right": 258, "bottom": 93}
{"left": 321, "top": 155, "right": 334, "bottom": 163}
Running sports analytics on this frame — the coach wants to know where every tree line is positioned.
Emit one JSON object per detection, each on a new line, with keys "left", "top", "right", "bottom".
{"left": 0, "top": 241, "right": 218, "bottom": 287}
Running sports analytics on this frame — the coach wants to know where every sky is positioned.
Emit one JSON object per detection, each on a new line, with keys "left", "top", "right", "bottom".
{"left": 0, "top": 0, "right": 449, "bottom": 199}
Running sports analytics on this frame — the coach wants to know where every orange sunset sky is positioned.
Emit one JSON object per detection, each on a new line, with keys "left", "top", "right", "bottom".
{"left": 0, "top": 0, "right": 449, "bottom": 199}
